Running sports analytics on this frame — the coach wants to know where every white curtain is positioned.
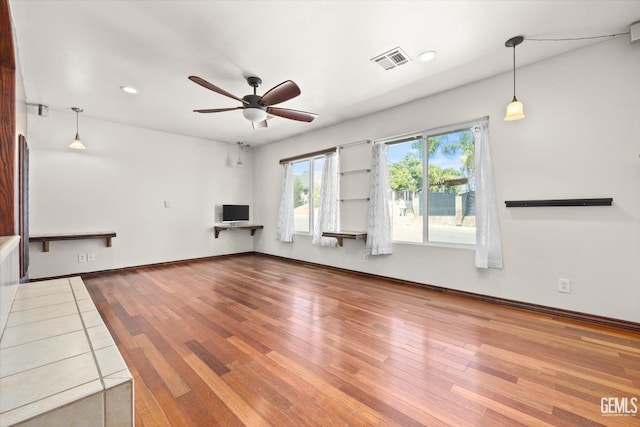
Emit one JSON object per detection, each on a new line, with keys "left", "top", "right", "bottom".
{"left": 473, "top": 121, "right": 503, "bottom": 269}
{"left": 366, "top": 142, "right": 393, "bottom": 255}
{"left": 313, "top": 152, "right": 340, "bottom": 246}
{"left": 276, "top": 162, "right": 294, "bottom": 242}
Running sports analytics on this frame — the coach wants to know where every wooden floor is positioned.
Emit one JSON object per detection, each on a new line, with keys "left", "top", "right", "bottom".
{"left": 83, "top": 254, "right": 640, "bottom": 426}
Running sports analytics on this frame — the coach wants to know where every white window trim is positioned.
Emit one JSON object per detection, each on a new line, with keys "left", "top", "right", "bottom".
{"left": 381, "top": 117, "right": 487, "bottom": 247}
{"left": 292, "top": 155, "right": 325, "bottom": 236}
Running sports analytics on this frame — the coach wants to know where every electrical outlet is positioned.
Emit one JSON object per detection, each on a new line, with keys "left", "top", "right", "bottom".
{"left": 558, "top": 278, "right": 571, "bottom": 293}
{"left": 87, "top": 253, "right": 95, "bottom": 262}
{"left": 78, "top": 253, "right": 87, "bottom": 263}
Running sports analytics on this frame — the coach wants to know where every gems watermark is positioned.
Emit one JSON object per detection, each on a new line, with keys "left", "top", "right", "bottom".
{"left": 601, "top": 397, "right": 638, "bottom": 417}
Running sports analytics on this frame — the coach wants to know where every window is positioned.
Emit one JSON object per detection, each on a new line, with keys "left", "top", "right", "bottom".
{"left": 293, "top": 156, "right": 324, "bottom": 233}
{"left": 386, "top": 122, "right": 477, "bottom": 245}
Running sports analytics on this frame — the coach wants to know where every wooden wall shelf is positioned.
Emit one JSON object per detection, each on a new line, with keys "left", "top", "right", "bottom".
{"left": 29, "top": 231, "right": 116, "bottom": 252}
{"left": 214, "top": 224, "right": 264, "bottom": 238}
{"left": 321, "top": 231, "right": 367, "bottom": 247}
{"left": 505, "top": 198, "right": 613, "bottom": 208}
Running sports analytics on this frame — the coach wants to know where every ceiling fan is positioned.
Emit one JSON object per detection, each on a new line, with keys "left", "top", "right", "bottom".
{"left": 189, "top": 75, "right": 317, "bottom": 129}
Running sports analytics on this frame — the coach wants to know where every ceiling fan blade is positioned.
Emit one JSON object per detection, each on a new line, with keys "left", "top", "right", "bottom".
{"left": 259, "top": 80, "right": 301, "bottom": 106}
{"left": 267, "top": 107, "right": 317, "bottom": 122}
{"left": 252, "top": 120, "right": 268, "bottom": 129}
{"left": 193, "top": 107, "right": 242, "bottom": 113}
{"left": 188, "top": 76, "right": 248, "bottom": 104}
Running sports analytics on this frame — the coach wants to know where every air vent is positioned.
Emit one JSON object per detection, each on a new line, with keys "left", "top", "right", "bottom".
{"left": 371, "top": 47, "right": 411, "bottom": 70}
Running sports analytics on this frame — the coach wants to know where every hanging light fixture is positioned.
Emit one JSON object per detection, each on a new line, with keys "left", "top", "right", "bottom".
{"left": 504, "top": 36, "right": 525, "bottom": 121}
{"left": 69, "top": 107, "right": 86, "bottom": 150}
{"left": 236, "top": 142, "right": 244, "bottom": 168}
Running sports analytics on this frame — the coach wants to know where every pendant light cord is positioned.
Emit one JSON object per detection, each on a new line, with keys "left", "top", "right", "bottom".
{"left": 512, "top": 45, "right": 516, "bottom": 100}
{"left": 525, "top": 32, "right": 628, "bottom": 42}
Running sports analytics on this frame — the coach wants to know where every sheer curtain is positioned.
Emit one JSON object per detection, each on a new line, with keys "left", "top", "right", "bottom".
{"left": 473, "top": 121, "right": 503, "bottom": 268}
{"left": 313, "top": 152, "right": 340, "bottom": 246}
{"left": 276, "top": 162, "right": 294, "bottom": 242}
{"left": 366, "top": 142, "right": 393, "bottom": 255}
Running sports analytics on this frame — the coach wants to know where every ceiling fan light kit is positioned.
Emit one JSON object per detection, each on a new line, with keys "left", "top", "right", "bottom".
{"left": 190, "top": 75, "right": 317, "bottom": 129}
{"left": 504, "top": 35, "right": 525, "bottom": 121}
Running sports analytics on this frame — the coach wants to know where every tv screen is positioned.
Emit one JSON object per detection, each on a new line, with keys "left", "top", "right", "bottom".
{"left": 222, "top": 204, "right": 249, "bottom": 223}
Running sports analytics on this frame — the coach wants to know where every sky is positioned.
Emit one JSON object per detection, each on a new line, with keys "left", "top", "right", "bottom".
{"left": 387, "top": 137, "right": 466, "bottom": 171}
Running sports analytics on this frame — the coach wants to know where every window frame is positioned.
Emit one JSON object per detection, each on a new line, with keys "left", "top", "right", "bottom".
{"left": 383, "top": 119, "right": 482, "bottom": 248}
{"left": 292, "top": 155, "right": 325, "bottom": 235}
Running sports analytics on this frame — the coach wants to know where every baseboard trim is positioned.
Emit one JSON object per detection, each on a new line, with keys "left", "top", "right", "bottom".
{"left": 30, "top": 251, "right": 640, "bottom": 332}
{"left": 27, "top": 252, "right": 256, "bottom": 282}
{"left": 259, "top": 253, "right": 640, "bottom": 333}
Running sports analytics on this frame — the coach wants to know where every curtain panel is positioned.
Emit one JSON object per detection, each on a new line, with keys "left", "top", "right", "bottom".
{"left": 366, "top": 142, "right": 393, "bottom": 255}
{"left": 312, "top": 152, "right": 340, "bottom": 246}
{"left": 473, "top": 121, "right": 503, "bottom": 269}
{"left": 276, "top": 162, "right": 294, "bottom": 242}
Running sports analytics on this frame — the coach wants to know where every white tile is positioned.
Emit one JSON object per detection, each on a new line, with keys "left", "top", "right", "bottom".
{"left": 6, "top": 302, "right": 78, "bottom": 327}
{"left": 10, "top": 291, "right": 75, "bottom": 312}
{"left": 0, "top": 314, "right": 83, "bottom": 349}
{"left": 0, "top": 353, "right": 100, "bottom": 413}
{"left": 0, "top": 380, "right": 103, "bottom": 426}
{"left": 76, "top": 298, "right": 96, "bottom": 313}
{"left": 87, "top": 324, "right": 116, "bottom": 351}
{"left": 94, "top": 346, "right": 128, "bottom": 378}
{"left": 14, "top": 279, "right": 70, "bottom": 300}
{"left": 105, "top": 381, "right": 133, "bottom": 427}
{"left": 103, "top": 370, "right": 133, "bottom": 390}
{"left": 0, "top": 330, "right": 91, "bottom": 378}
{"left": 69, "top": 277, "right": 92, "bottom": 301}
{"left": 81, "top": 310, "right": 104, "bottom": 328}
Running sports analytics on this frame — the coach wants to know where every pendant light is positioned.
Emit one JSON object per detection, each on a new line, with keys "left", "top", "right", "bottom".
{"left": 69, "top": 107, "right": 86, "bottom": 150}
{"left": 236, "top": 142, "right": 244, "bottom": 168}
{"left": 504, "top": 36, "right": 525, "bottom": 121}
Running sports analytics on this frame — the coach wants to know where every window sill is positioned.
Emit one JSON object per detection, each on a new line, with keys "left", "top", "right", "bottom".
{"left": 392, "top": 240, "right": 476, "bottom": 251}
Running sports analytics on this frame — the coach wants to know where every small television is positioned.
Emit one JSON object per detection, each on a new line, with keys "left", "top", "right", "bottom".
{"left": 222, "top": 204, "right": 250, "bottom": 224}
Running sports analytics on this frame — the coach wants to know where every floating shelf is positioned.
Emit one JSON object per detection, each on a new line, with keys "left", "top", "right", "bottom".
{"left": 321, "top": 231, "right": 367, "bottom": 247}
{"left": 505, "top": 198, "right": 613, "bottom": 208}
{"left": 340, "top": 169, "right": 371, "bottom": 176}
{"left": 214, "top": 224, "right": 263, "bottom": 238}
{"left": 29, "top": 231, "right": 116, "bottom": 252}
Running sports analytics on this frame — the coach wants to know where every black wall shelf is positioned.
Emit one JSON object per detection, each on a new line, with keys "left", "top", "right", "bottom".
{"left": 505, "top": 198, "right": 613, "bottom": 208}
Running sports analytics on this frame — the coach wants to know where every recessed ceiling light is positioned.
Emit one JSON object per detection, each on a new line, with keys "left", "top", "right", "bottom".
{"left": 120, "top": 85, "right": 138, "bottom": 94}
{"left": 417, "top": 50, "right": 438, "bottom": 62}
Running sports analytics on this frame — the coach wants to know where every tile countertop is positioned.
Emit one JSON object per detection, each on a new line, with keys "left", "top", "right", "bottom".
{"left": 0, "top": 277, "right": 133, "bottom": 426}
{"left": 0, "top": 236, "right": 20, "bottom": 265}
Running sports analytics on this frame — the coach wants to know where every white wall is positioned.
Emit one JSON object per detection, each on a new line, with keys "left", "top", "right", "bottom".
{"left": 27, "top": 111, "right": 255, "bottom": 278}
{"left": 253, "top": 37, "right": 640, "bottom": 323}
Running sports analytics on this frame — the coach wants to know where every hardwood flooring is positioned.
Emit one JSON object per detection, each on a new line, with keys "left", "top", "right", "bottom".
{"left": 83, "top": 254, "right": 640, "bottom": 426}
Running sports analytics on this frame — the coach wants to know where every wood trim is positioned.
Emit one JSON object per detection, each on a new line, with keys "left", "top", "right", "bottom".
{"left": 279, "top": 147, "right": 336, "bottom": 164}
{"left": 0, "top": 0, "right": 16, "bottom": 236}
{"left": 18, "top": 135, "right": 28, "bottom": 277}
{"left": 0, "top": 0, "right": 14, "bottom": 69}
{"left": 30, "top": 251, "right": 640, "bottom": 332}
{"left": 27, "top": 252, "right": 256, "bottom": 282}
{"left": 259, "top": 253, "right": 640, "bottom": 332}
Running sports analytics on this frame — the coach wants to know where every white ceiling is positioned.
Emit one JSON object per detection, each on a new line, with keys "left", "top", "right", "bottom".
{"left": 9, "top": 1, "right": 640, "bottom": 146}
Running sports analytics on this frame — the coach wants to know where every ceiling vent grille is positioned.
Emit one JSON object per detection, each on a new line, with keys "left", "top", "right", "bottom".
{"left": 371, "top": 47, "right": 411, "bottom": 70}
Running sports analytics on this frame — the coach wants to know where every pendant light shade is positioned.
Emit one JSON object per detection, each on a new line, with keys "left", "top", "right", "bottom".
{"left": 505, "top": 98, "right": 525, "bottom": 121}
{"left": 504, "top": 36, "right": 525, "bottom": 121}
{"left": 69, "top": 107, "right": 86, "bottom": 150}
